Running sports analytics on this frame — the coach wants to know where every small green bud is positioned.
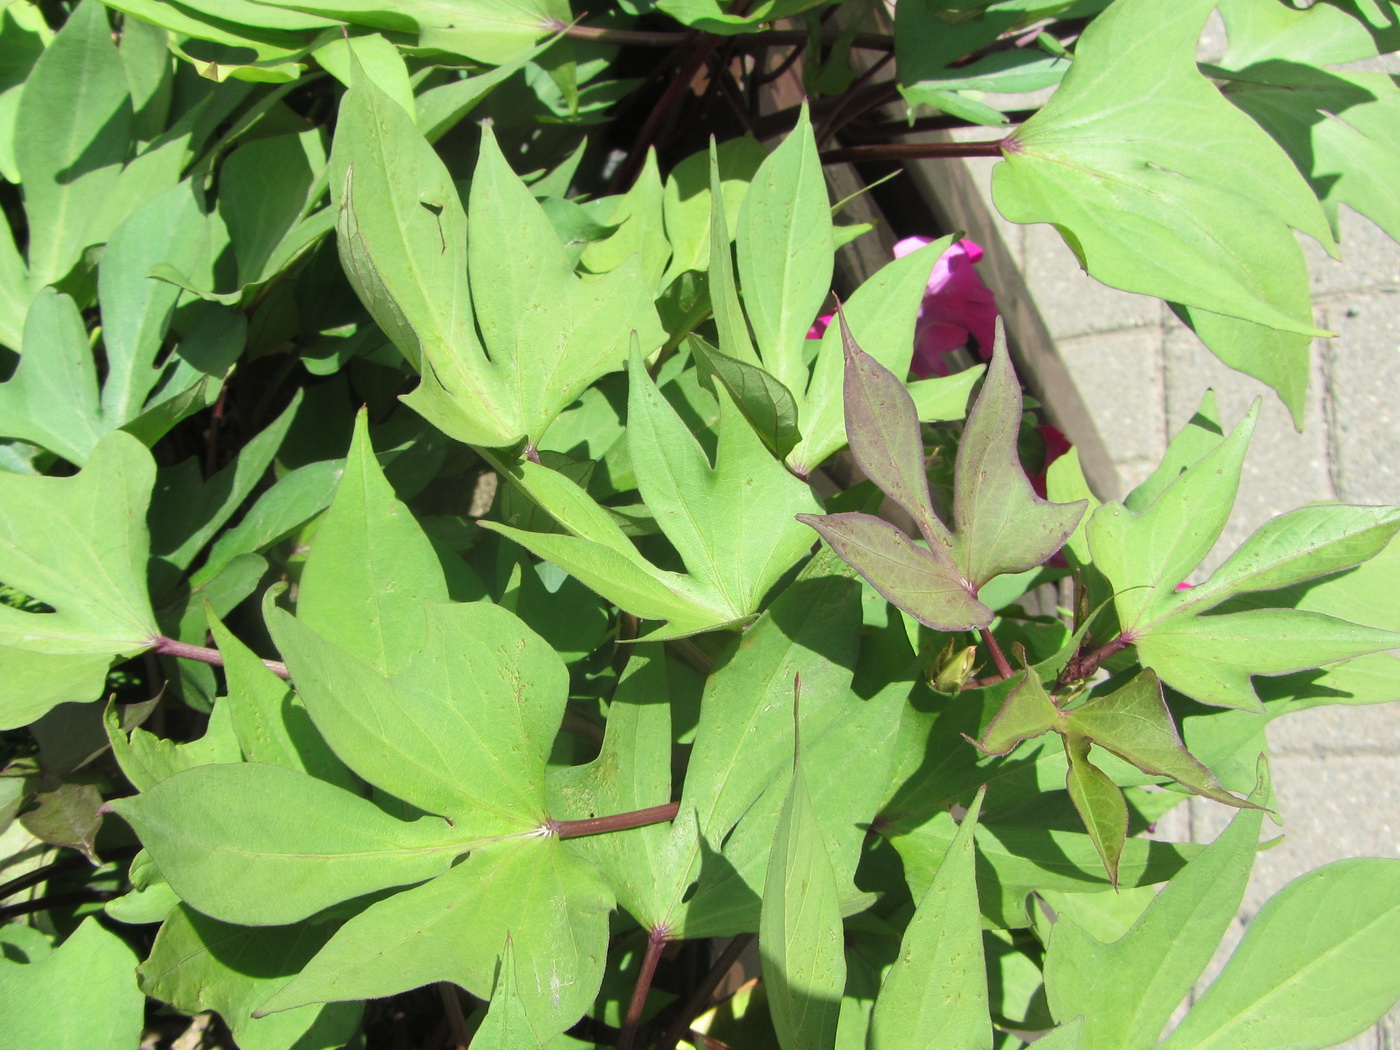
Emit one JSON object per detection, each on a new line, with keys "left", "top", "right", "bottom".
{"left": 933, "top": 643, "right": 980, "bottom": 694}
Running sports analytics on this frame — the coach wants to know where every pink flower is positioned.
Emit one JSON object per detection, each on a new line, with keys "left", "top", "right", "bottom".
{"left": 893, "top": 236, "right": 999, "bottom": 378}
{"left": 1030, "top": 424, "right": 1072, "bottom": 499}
{"left": 808, "top": 313, "right": 834, "bottom": 340}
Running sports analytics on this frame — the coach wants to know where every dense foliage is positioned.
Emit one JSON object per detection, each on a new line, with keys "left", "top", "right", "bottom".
{"left": 2, "top": 1, "right": 1399, "bottom": 1047}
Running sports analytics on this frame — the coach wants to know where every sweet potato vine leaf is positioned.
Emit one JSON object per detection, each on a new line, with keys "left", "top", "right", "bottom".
{"left": 1214, "top": 0, "right": 1400, "bottom": 245}
{"left": 0, "top": 430, "right": 159, "bottom": 728}
{"left": 112, "top": 597, "right": 615, "bottom": 1040}
{"left": 329, "top": 53, "right": 662, "bottom": 450}
{"left": 1088, "top": 400, "right": 1400, "bottom": 710}
{"left": 482, "top": 342, "right": 823, "bottom": 639}
{"left": 991, "top": 0, "right": 1335, "bottom": 425}
{"left": 799, "top": 315, "right": 1084, "bottom": 631}
{"left": 974, "top": 665, "right": 1258, "bottom": 885}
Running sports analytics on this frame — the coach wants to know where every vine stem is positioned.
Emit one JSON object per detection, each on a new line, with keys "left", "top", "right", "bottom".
{"left": 619, "top": 926, "right": 670, "bottom": 1050}
{"left": 559, "top": 22, "right": 894, "bottom": 51}
{"left": 550, "top": 802, "right": 679, "bottom": 840}
{"left": 1060, "top": 633, "right": 1134, "bottom": 684}
{"left": 820, "top": 139, "right": 1009, "bottom": 164}
{"left": 980, "top": 627, "right": 1014, "bottom": 680}
{"left": 655, "top": 932, "right": 755, "bottom": 1050}
{"left": 150, "top": 636, "right": 289, "bottom": 680}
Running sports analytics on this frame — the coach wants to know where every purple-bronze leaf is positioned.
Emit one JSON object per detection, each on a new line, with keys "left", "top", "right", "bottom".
{"left": 837, "top": 310, "right": 954, "bottom": 555}
{"left": 1064, "top": 669, "right": 1260, "bottom": 810}
{"left": 953, "top": 322, "right": 1087, "bottom": 588}
{"left": 19, "top": 780, "right": 104, "bottom": 864}
{"left": 969, "top": 665, "right": 1062, "bottom": 756}
{"left": 1063, "top": 734, "right": 1129, "bottom": 888}
{"left": 795, "top": 511, "right": 992, "bottom": 631}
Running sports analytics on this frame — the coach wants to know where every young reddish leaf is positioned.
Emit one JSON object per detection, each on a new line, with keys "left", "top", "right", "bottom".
{"left": 795, "top": 512, "right": 991, "bottom": 631}
{"left": 1064, "top": 734, "right": 1129, "bottom": 889}
{"left": 1063, "top": 670, "right": 1260, "bottom": 809}
{"left": 802, "top": 317, "right": 1082, "bottom": 633}
{"left": 837, "top": 311, "right": 953, "bottom": 553}
{"left": 969, "top": 667, "right": 1061, "bottom": 756}
{"left": 19, "top": 780, "right": 104, "bottom": 864}
{"left": 952, "top": 325, "right": 1086, "bottom": 588}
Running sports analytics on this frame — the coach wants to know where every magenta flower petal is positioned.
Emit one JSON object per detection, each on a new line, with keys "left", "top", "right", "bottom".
{"left": 896, "top": 237, "right": 1000, "bottom": 379}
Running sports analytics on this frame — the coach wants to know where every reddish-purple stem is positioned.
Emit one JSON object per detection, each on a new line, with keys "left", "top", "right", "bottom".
{"left": 820, "top": 139, "right": 1010, "bottom": 164}
{"left": 619, "top": 926, "right": 671, "bottom": 1050}
{"left": 655, "top": 932, "right": 756, "bottom": 1050}
{"left": 151, "top": 635, "right": 289, "bottom": 680}
{"left": 560, "top": 21, "right": 894, "bottom": 51}
{"left": 551, "top": 802, "right": 680, "bottom": 840}
{"left": 980, "top": 627, "right": 1014, "bottom": 681}
{"left": 1061, "top": 633, "right": 1134, "bottom": 684}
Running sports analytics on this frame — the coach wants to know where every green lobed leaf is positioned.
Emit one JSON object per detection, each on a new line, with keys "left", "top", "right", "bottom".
{"left": 104, "top": 696, "right": 241, "bottom": 792}
{"left": 1062, "top": 734, "right": 1128, "bottom": 888}
{"left": 488, "top": 348, "right": 821, "bottom": 638}
{"left": 1160, "top": 858, "right": 1400, "bottom": 1050}
{"left": 98, "top": 178, "right": 217, "bottom": 424}
{"left": 627, "top": 346, "right": 822, "bottom": 606}
{"left": 0, "top": 287, "right": 102, "bottom": 465}
{"left": 270, "top": 600, "right": 566, "bottom": 833}
{"left": 471, "top": 935, "right": 543, "bottom": 1050}
{"left": 1087, "top": 402, "right": 1258, "bottom": 631}
{"left": 736, "top": 104, "right": 834, "bottom": 398}
{"left": 256, "top": 837, "right": 614, "bottom": 1043}
{"left": 140, "top": 904, "right": 363, "bottom": 1050}
{"left": 109, "top": 761, "right": 462, "bottom": 925}
{"left": 650, "top": 557, "right": 861, "bottom": 936}
{"left": 760, "top": 756, "right": 846, "bottom": 1050}
{"left": 0, "top": 916, "right": 142, "bottom": 1050}
{"left": 0, "top": 430, "right": 159, "bottom": 727}
{"left": 705, "top": 139, "right": 759, "bottom": 366}
{"left": 218, "top": 128, "right": 329, "bottom": 287}
{"left": 450, "top": 125, "right": 664, "bottom": 449}
{"left": 295, "top": 409, "right": 448, "bottom": 676}
{"left": 13, "top": 0, "right": 132, "bottom": 286}
{"left": 869, "top": 787, "right": 992, "bottom": 1050}
{"left": 1045, "top": 766, "right": 1267, "bottom": 1050}
{"left": 991, "top": 0, "right": 1334, "bottom": 423}
{"left": 149, "top": 391, "right": 302, "bottom": 590}
{"left": 547, "top": 645, "right": 673, "bottom": 926}
{"left": 1176, "top": 503, "right": 1400, "bottom": 612}
{"left": 1216, "top": 0, "right": 1400, "bottom": 244}
{"left": 691, "top": 335, "right": 802, "bottom": 458}
{"left": 660, "top": 135, "right": 767, "bottom": 287}
{"left": 1134, "top": 606, "right": 1400, "bottom": 712}
{"left": 207, "top": 607, "right": 356, "bottom": 790}
{"left": 582, "top": 147, "right": 670, "bottom": 291}
{"left": 1124, "top": 389, "right": 1225, "bottom": 512}
{"left": 328, "top": 52, "right": 497, "bottom": 418}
